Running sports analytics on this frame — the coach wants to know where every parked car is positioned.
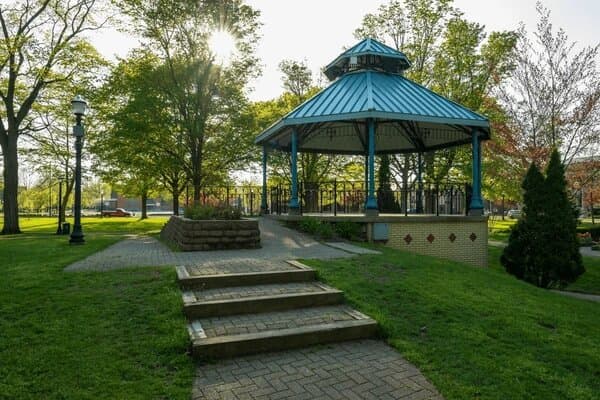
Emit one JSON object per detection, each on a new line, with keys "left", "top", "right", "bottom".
{"left": 102, "top": 208, "right": 135, "bottom": 217}
{"left": 506, "top": 209, "right": 521, "bottom": 219}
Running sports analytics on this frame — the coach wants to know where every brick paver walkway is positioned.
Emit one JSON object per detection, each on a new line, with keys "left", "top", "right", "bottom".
{"left": 65, "top": 218, "right": 351, "bottom": 271}
{"left": 66, "top": 217, "right": 443, "bottom": 399}
{"left": 193, "top": 340, "right": 442, "bottom": 400}
{"left": 190, "top": 282, "right": 330, "bottom": 302}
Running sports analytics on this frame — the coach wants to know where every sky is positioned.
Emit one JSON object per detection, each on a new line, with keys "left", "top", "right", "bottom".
{"left": 91, "top": 0, "right": 600, "bottom": 102}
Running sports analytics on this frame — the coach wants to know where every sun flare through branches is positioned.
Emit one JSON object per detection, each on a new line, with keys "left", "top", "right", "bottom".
{"left": 208, "top": 30, "right": 237, "bottom": 65}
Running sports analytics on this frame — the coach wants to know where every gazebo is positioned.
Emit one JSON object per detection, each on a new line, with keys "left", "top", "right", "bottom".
{"left": 255, "top": 38, "right": 490, "bottom": 266}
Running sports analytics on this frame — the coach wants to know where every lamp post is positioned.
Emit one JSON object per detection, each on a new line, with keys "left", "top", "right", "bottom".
{"left": 56, "top": 176, "right": 64, "bottom": 234}
{"left": 69, "top": 95, "right": 87, "bottom": 244}
{"left": 100, "top": 190, "right": 104, "bottom": 218}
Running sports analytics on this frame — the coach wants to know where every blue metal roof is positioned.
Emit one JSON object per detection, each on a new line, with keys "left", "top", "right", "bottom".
{"left": 255, "top": 38, "right": 490, "bottom": 155}
{"left": 324, "top": 38, "right": 411, "bottom": 80}
{"left": 287, "top": 70, "right": 487, "bottom": 123}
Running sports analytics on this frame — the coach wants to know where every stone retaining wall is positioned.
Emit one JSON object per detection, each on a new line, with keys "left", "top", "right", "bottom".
{"left": 160, "top": 216, "right": 260, "bottom": 251}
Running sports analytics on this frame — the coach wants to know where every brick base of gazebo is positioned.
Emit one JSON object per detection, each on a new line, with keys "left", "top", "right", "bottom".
{"left": 273, "top": 214, "right": 488, "bottom": 267}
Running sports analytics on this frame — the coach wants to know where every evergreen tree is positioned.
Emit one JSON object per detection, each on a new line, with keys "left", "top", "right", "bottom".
{"left": 501, "top": 149, "right": 585, "bottom": 288}
{"left": 377, "top": 154, "right": 398, "bottom": 212}
{"left": 501, "top": 163, "right": 546, "bottom": 281}
{"left": 540, "top": 150, "right": 584, "bottom": 287}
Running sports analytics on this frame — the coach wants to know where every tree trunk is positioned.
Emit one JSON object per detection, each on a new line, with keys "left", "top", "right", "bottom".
{"left": 172, "top": 188, "right": 180, "bottom": 215}
{"left": 193, "top": 174, "right": 201, "bottom": 205}
{"left": 1, "top": 134, "right": 21, "bottom": 234}
{"left": 60, "top": 177, "right": 74, "bottom": 223}
{"left": 401, "top": 155, "right": 410, "bottom": 212}
{"left": 141, "top": 192, "right": 148, "bottom": 219}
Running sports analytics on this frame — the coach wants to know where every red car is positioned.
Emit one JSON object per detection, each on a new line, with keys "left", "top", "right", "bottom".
{"left": 102, "top": 208, "right": 135, "bottom": 217}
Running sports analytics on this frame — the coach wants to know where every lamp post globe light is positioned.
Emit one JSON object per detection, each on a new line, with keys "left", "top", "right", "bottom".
{"left": 69, "top": 95, "right": 87, "bottom": 245}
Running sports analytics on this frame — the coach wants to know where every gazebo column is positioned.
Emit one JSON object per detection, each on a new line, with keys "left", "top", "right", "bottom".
{"left": 365, "top": 119, "right": 379, "bottom": 216}
{"left": 260, "top": 145, "right": 269, "bottom": 215}
{"left": 416, "top": 152, "right": 423, "bottom": 214}
{"left": 288, "top": 129, "right": 301, "bottom": 215}
{"left": 468, "top": 129, "right": 484, "bottom": 215}
{"left": 364, "top": 155, "right": 368, "bottom": 205}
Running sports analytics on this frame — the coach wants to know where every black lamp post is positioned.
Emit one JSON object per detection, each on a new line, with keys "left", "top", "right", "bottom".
{"left": 69, "top": 95, "right": 87, "bottom": 245}
{"left": 100, "top": 190, "right": 104, "bottom": 218}
{"left": 56, "top": 176, "right": 64, "bottom": 234}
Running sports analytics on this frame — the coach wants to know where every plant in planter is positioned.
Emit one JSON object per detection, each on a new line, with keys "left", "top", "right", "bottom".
{"left": 161, "top": 204, "right": 259, "bottom": 251}
{"left": 184, "top": 204, "right": 241, "bottom": 220}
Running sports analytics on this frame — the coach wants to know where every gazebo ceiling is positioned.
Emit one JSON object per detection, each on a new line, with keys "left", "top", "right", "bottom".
{"left": 255, "top": 38, "right": 491, "bottom": 155}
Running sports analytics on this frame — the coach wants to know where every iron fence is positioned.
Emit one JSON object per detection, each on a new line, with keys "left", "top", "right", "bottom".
{"left": 196, "top": 181, "right": 469, "bottom": 216}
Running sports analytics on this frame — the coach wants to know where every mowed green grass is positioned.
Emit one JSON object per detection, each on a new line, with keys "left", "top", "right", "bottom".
{"left": 0, "top": 217, "right": 193, "bottom": 399}
{"left": 303, "top": 247, "right": 600, "bottom": 400}
{"left": 487, "top": 218, "right": 516, "bottom": 241}
{"left": 19, "top": 215, "right": 169, "bottom": 234}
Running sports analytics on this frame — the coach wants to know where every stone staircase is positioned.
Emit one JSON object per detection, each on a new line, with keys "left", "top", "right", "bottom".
{"left": 176, "top": 261, "right": 377, "bottom": 359}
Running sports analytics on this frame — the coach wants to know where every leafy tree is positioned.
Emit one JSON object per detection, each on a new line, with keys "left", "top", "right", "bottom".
{"left": 354, "top": 0, "right": 517, "bottom": 202}
{"left": 501, "top": 149, "right": 584, "bottom": 288}
{"left": 118, "top": 0, "right": 261, "bottom": 204}
{"left": 496, "top": 3, "right": 600, "bottom": 168}
{"left": 0, "top": 0, "right": 106, "bottom": 233}
{"left": 90, "top": 51, "right": 185, "bottom": 217}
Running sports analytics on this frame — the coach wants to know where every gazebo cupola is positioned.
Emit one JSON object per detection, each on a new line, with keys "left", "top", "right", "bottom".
{"left": 323, "top": 38, "right": 411, "bottom": 80}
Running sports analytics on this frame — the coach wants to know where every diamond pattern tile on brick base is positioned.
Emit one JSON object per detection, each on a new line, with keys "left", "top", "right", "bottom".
{"left": 193, "top": 340, "right": 444, "bottom": 400}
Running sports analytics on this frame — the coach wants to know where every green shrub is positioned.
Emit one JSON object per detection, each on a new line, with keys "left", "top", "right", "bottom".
{"left": 592, "top": 245, "right": 600, "bottom": 251}
{"left": 501, "top": 150, "right": 584, "bottom": 289}
{"left": 298, "top": 217, "right": 320, "bottom": 235}
{"left": 334, "top": 221, "right": 361, "bottom": 239}
{"left": 183, "top": 204, "right": 242, "bottom": 220}
{"left": 316, "top": 222, "right": 334, "bottom": 239}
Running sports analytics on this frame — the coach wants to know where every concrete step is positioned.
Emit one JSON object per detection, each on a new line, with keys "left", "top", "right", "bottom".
{"left": 188, "top": 305, "right": 378, "bottom": 359}
{"left": 177, "top": 261, "right": 315, "bottom": 289}
{"left": 182, "top": 282, "right": 344, "bottom": 318}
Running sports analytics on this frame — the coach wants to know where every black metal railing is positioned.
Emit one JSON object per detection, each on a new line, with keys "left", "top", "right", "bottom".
{"left": 191, "top": 181, "right": 469, "bottom": 216}
{"left": 268, "top": 180, "right": 469, "bottom": 216}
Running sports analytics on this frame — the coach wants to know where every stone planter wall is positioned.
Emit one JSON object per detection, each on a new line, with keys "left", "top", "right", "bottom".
{"left": 160, "top": 216, "right": 260, "bottom": 251}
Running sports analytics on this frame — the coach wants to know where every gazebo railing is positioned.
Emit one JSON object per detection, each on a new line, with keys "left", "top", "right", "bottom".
{"left": 189, "top": 181, "right": 469, "bottom": 216}
{"left": 269, "top": 180, "right": 469, "bottom": 216}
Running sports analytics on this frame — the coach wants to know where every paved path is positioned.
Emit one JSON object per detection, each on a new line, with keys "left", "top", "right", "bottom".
{"left": 552, "top": 290, "right": 600, "bottom": 303}
{"left": 66, "top": 218, "right": 352, "bottom": 271}
{"left": 193, "top": 340, "right": 442, "bottom": 400}
{"left": 66, "top": 217, "right": 443, "bottom": 399}
{"left": 488, "top": 240, "right": 600, "bottom": 258}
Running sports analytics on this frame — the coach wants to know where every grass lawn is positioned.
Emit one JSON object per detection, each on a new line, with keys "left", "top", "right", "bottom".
{"left": 19, "top": 215, "right": 169, "bottom": 234}
{"left": 303, "top": 247, "right": 600, "bottom": 400}
{"left": 487, "top": 217, "right": 516, "bottom": 241}
{"left": 0, "top": 217, "right": 194, "bottom": 399}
